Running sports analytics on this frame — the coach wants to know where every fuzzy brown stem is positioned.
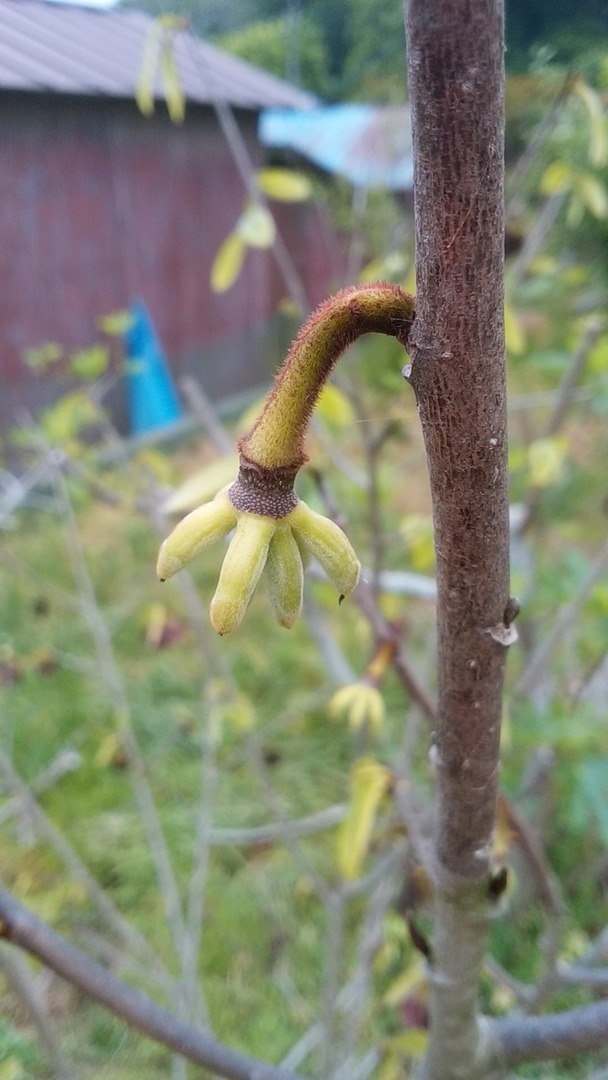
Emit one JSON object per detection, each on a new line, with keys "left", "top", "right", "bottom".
{"left": 240, "top": 283, "right": 414, "bottom": 470}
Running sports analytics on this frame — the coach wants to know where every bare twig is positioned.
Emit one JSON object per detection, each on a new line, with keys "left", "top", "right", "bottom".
{"left": 0, "top": 887, "right": 304, "bottom": 1080}
{"left": 505, "top": 72, "right": 573, "bottom": 222}
{"left": 54, "top": 468, "right": 188, "bottom": 955}
{"left": 0, "top": 943, "right": 76, "bottom": 1080}
{"left": 487, "top": 1000, "right": 608, "bottom": 1071}
{"left": 179, "top": 375, "right": 234, "bottom": 455}
{"left": 354, "top": 577, "right": 437, "bottom": 723}
{"left": 515, "top": 536, "right": 608, "bottom": 700}
{"left": 206, "top": 805, "right": 346, "bottom": 847}
{"left": 517, "top": 317, "right": 605, "bottom": 536}
{"left": 507, "top": 194, "right": 566, "bottom": 290}
{"left": 0, "top": 751, "right": 173, "bottom": 994}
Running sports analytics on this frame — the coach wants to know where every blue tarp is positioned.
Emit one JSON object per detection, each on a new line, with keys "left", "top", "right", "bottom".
{"left": 259, "top": 104, "right": 413, "bottom": 191}
{"left": 124, "top": 302, "right": 183, "bottom": 436}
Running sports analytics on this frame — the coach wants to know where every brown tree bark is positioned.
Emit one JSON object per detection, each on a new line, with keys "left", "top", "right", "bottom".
{"left": 404, "top": 1, "right": 510, "bottom": 1076}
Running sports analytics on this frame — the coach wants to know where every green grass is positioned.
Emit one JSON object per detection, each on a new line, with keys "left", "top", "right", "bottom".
{"left": 2, "top": 392, "right": 608, "bottom": 1077}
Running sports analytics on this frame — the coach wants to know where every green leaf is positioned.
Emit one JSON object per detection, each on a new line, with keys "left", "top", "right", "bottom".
{"left": 235, "top": 202, "right": 276, "bottom": 249}
{"left": 0, "top": 1059, "right": 25, "bottom": 1080}
{"left": 316, "top": 383, "right": 355, "bottom": 428}
{"left": 400, "top": 514, "right": 435, "bottom": 573}
{"left": 256, "top": 168, "right": 312, "bottom": 202}
{"left": 588, "top": 334, "right": 608, "bottom": 373}
{"left": 210, "top": 232, "right": 247, "bottom": 292}
{"left": 69, "top": 345, "right": 109, "bottom": 380}
{"left": 504, "top": 302, "right": 526, "bottom": 356}
{"left": 382, "top": 1029, "right": 428, "bottom": 1058}
{"left": 383, "top": 958, "right": 425, "bottom": 1006}
{"left": 540, "top": 160, "right": 575, "bottom": 196}
{"left": 42, "top": 391, "right": 102, "bottom": 444}
{"left": 527, "top": 436, "right": 569, "bottom": 488}
{"left": 336, "top": 757, "right": 391, "bottom": 880}
{"left": 23, "top": 342, "right": 63, "bottom": 371}
{"left": 160, "top": 39, "right": 186, "bottom": 123}
{"left": 577, "top": 174, "right": 608, "bottom": 220}
{"left": 135, "top": 25, "right": 160, "bottom": 117}
{"left": 98, "top": 310, "right": 133, "bottom": 335}
{"left": 574, "top": 80, "right": 608, "bottom": 167}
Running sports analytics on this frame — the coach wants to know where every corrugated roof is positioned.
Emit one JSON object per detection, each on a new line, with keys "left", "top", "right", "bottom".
{"left": 260, "top": 105, "right": 413, "bottom": 190}
{"left": 0, "top": 0, "right": 316, "bottom": 110}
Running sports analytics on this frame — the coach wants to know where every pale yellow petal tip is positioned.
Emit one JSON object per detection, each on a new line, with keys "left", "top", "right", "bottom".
{"left": 209, "top": 595, "right": 245, "bottom": 636}
{"left": 156, "top": 493, "right": 238, "bottom": 582}
{"left": 156, "top": 541, "right": 181, "bottom": 582}
{"left": 287, "top": 500, "right": 361, "bottom": 600}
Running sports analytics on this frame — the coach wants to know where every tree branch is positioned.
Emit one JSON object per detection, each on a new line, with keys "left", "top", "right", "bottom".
{"left": 405, "top": 1, "right": 509, "bottom": 1077}
{"left": 0, "top": 888, "right": 303, "bottom": 1080}
{"left": 487, "top": 1000, "right": 608, "bottom": 1071}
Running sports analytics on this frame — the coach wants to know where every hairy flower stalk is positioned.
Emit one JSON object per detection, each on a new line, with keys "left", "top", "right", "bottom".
{"left": 157, "top": 283, "right": 415, "bottom": 634}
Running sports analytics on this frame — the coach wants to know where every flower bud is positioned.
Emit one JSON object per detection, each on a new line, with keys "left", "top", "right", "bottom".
{"left": 329, "top": 683, "right": 385, "bottom": 731}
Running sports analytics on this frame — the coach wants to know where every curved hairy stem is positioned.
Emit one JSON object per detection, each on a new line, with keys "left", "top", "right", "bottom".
{"left": 239, "top": 283, "right": 414, "bottom": 471}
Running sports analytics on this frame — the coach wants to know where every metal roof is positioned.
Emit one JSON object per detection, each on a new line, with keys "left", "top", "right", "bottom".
{"left": 260, "top": 105, "right": 413, "bottom": 190}
{"left": 0, "top": 0, "right": 316, "bottom": 110}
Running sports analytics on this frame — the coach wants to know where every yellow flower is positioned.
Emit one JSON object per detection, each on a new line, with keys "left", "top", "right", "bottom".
{"left": 157, "top": 487, "right": 360, "bottom": 635}
{"left": 329, "top": 682, "right": 385, "bottom": 732}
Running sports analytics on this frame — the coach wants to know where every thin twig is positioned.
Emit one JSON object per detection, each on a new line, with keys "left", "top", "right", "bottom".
{"left": 54, "top": 468, "right": 188, "bottom": 955}
{"left": 488, "top": 1000, "right": 608, "bottom": 1071}
{"left": 0, "top": 888, "right": 304, "bottom": 1080}
{"left": 206, "top": 805, "right": 346, "bottom": 847}
{"left": 318, "top": 892, "right": 346, "bottom": 1078}
{"left": 505, "top": 72, "right": 573, "bottom": 223}
{"left": 517, "top": 317, "right": 605, "bottom": 536}
{"left": 507, "top": 194, "right": 566, "bottom": 290}
{"left": 0, "top": 943, "right": 76, "bottom": 1080}
{"left": 514, "top": 537, "right": 608, "bottom": 700}
{"left": 0, "top": 752, "right": 173, "bottom": 994}
{"left": 179, "top": 376, "right": 234, "bottom": 456}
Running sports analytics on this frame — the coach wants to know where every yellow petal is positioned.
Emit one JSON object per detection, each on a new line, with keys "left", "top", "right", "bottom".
{"left": 337, "top": 757, "right": 392, "bottom": 880}
{"left": 265, "top": 525, "right": 304, "bottom": 628}
{"left": 287, "top": 501, "right": 360, "bottom": 599}
{"left": 210, "top": 515, "right": 276, "bottom": 635}
{"left": 329, "top": 684, "right": 358, "bottom": 720}
{"left": 157, "top": 492, "right": 238, "bottom": 580}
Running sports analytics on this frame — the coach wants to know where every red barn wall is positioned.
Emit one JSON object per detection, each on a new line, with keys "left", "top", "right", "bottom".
{"left": 0, "top": 91, "right": 345, "bottom": 430}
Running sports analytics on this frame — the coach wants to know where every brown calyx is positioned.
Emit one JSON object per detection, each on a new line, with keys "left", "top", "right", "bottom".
{"left": 228, "top": 456, "right": 299, "bottom": 519}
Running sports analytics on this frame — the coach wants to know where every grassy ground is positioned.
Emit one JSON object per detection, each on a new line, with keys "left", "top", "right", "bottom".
{"left": 2, "top": 342, "right": 608, "bottom": 1077}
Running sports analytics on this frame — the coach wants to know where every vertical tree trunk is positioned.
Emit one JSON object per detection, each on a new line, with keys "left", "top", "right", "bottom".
{"left": 404, "top": 2, "right": 509, "bottom": 1076}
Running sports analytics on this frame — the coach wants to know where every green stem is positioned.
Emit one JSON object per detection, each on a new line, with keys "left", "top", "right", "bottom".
{"left": 239, "top": 283, "right": 415, "bottom": 471}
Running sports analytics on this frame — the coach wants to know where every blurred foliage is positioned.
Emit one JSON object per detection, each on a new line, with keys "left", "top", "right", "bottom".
{"left": 2, "top": 46, "right": 608, "bottom": 1080}
{"left": 120, "top": 0, "right": 608, "bottom": 102}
